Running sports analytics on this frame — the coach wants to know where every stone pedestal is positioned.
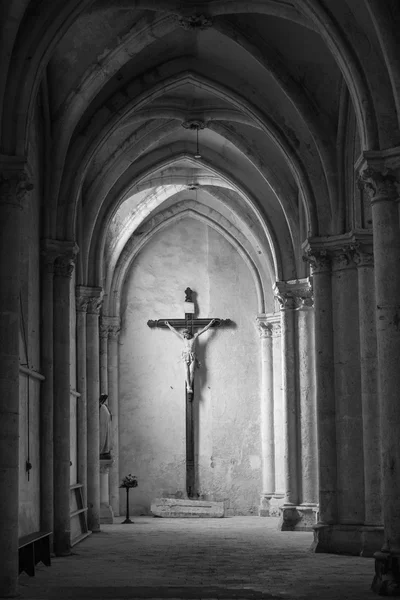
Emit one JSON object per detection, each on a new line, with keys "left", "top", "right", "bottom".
{"left": 100, "top": 459, "right": 114, "bottom": 524}
{"left": 151, "top": 498, "right": 225, "bottom": 518}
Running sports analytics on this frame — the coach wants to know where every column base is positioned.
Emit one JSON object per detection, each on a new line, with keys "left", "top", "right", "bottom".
{"left": 100, "top": 503, "right": 114, "bottom": 524}
{"left": 372, "top": 552, "right": 400, "bottom": 596}
{"left": 278, "top": 503, "right": 319, "bottom": 531}
{"left": 259, "top": 493, "right": 284, "bottom": 517}
{"left": 311, "top": 522, "right": 384, "bottom": 556}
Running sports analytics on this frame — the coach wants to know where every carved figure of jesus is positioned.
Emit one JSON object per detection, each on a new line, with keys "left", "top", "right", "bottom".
{"left": 165, "top": 319, "right": 217, "bottom": 393}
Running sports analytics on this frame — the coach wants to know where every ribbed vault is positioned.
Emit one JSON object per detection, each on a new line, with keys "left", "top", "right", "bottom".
{"left": 2, "top": 0, "right": 400, "bottom": 295}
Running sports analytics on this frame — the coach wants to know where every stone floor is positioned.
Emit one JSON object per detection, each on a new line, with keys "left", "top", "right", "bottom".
{"left": 19, "top": 517, "right": 376, "bottom": 600}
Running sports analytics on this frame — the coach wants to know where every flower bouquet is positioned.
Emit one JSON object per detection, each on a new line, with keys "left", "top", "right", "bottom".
{"left": 120, "top": 474, "right": 138, "bottom": 523}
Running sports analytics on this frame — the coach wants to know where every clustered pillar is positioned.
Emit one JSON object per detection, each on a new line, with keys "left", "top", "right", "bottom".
{"left": 273, "top": 280, "right": 318, "bottom": 531}
{"left": 305, "top": 231, "right": 382, "bottom": 557}
{"left": 0, "top": 159, "right": 32, "bottom": 598}
{"left": 359, "top": 157, "right": 400, "bottom": 594}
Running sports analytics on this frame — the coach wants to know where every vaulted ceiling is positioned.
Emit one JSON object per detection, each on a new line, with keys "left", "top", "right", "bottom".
{"left": 2, "top": 0, "right": 399, "bottom": 312}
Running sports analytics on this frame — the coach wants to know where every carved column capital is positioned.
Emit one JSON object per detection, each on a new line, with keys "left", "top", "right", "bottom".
{"left": 87, "top": 294, "right": 103, "bottom": 315}
{"left": 274, "top": 279, "right": 313, "bottom": 310}
{"left": 331, "top": 247, "right": 358, "bottom": 271}
{"left": 256, "top": 315, "right": 273, "bottom": 339}
{"left": 0, "top": 157, "right": 33, "bottom": 208}
{"left": 99, "top": 323, "right": 109, "bottom": 340}
{"left": 353, "top": 249, "right": 374, "bottom": 268}
{"left": 42, "top": 239, "right": 78, "bottom": 275}
{"left": 358, "top": 167, "right": 400, "bottom": 204}
{"left": 108, "top": 324, "right": 121, "bottom": 340}
{"left": 102, "top": 316, "right": 121, "bottom": 340}
{"left": 53, "top": 242, "right": 79, "bottom": 279}
{"left": 303, "top": 248, "right": 331, "bottom": 275}
{"left": 76, "top": 285, "right": 103, "bottom": 314}
{"left": 75, "top": 295, "right": 90, "bottom": 313}
{"left": 271, "top": 321, "right": 281, "bottom": 338}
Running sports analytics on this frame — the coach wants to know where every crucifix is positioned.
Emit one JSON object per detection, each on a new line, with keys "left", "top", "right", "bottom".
{"left": 147, "top": 288, "right": 231, "bottom": 498}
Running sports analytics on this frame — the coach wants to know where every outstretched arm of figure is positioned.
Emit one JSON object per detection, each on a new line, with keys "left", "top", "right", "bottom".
{"left": 164, "top": 321, "right": 183, "bottom": 339}
{"left": 195, "top": 318, "right": 218, "bottom": 338}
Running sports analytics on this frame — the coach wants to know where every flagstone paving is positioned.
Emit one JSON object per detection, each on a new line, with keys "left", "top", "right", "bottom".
{"left": 19, "top": 517, "right": 376, "bottom": 600}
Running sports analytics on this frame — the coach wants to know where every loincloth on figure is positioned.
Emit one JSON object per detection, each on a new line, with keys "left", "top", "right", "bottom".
{"left": 181, "top": 350, "right": 196, "bottom": 364}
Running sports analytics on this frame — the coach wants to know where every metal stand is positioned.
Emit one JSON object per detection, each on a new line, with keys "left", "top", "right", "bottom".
{"left": 122, "top": 487, "right": 134, "bottom": 524}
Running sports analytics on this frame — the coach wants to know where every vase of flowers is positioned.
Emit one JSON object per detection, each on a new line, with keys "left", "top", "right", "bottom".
{"left": 119, "top": 474, "right": 138, "bottom": 524}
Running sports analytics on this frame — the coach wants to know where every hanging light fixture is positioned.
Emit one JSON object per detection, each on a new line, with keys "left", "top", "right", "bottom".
{"left": 194, "top": 126, "right": 201, "bottom": 159}
{"left": 182, "top": 119, "right": 204, "bottom": 159}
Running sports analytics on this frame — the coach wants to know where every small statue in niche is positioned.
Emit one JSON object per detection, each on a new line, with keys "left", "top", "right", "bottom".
{"left": 99, "top": 393, "right": 112, "bottom": 459}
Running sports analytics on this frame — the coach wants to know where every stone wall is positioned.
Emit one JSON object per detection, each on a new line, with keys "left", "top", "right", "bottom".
{"left": 119, "top": 217, "right": 262, "bottom": 515}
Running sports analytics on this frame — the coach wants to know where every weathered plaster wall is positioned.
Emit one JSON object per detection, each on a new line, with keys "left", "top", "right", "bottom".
{"left": 119, "top": 217, "right": 261, "bottom": 515}
{"left": 18, "top": 99, "right": 43, "bottom": 536}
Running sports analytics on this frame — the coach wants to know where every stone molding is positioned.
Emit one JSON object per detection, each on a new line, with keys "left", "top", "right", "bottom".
{"left": 177, "top": 14, "right": 213, "bottom": 30}
{"left": 76, "top": 285, "right": 103, "bottom": 314}
{"left": 274, "top": 279, "right": 313, "bottom": 310}
{"left": 0, "top": 155, "right": 33, "bottom": 208}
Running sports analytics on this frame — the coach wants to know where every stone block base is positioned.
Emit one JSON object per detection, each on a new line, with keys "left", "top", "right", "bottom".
{"left": 151, "top": 498, "right": 225, "bottom": 518}
{"left": 259, "top": 494, "right": 284, "bottom": 517}
{"left": 278, "top": 504, "right": 319, "bottom": 531}
{"left": 311, "top": 523, "right": 384, "bottom": 557}
{"left": 100, "top": 504, "right": 114, "bottom": 524}
{"left": 372, "top": 552, "right": 400, "bottom": 596}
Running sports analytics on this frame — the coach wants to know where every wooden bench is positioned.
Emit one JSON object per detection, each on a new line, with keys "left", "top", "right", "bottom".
{"left": 18, "top": 531, "right": 52, "bottom": 576}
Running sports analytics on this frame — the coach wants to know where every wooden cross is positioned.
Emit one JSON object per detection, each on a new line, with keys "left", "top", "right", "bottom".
{"left": 147, "top": 288, "right": 231, "bottom": 498}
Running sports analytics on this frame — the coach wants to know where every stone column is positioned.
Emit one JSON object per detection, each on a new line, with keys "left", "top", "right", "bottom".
{"left": 75, "top": 288, "right": 89, "bottom": 508}
{"left": 304, "top": 247, "right": 338, "bottom": 531}
{"left": 86, "top": 288, "right": 103, "bottom": 533}
{"left": 359, "top": 160, "right": 400, "bottom": 593}
{"left": 256, "top": 315, "right": 275, "bottom": 516}
{"left": 271, "top": 317, "right": 284, "bottom": 509}
{"left": 99, "top": 319, "right": 109, "bottom": 395}
{"left": 0, "top": 159, "right": 32, "bottom": 598}
{"left": 354, "top": 241, "right": 382, "bottom": 555}
{"left": 53, "top": 243, "right": 78, "bottom": 556}
{"left": 331, "top": 248, "right": 365, "bottom": 526}
{"left": 295, "top": 283, "right": 318, "bottom": 521}
{"left": 274, "top": 283, "right": 299, "bottom": 514}
{"left": 354, "top": 242, "right": 380, "bottom": 519}
{"left": 39, "top": 242, "right": 56, "bottom": 543}
{"left": 100, "top": 459, "right": 114, "bottom": 523}
{"left": 108, "top": 318, "right": 121, "bottom": 516}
